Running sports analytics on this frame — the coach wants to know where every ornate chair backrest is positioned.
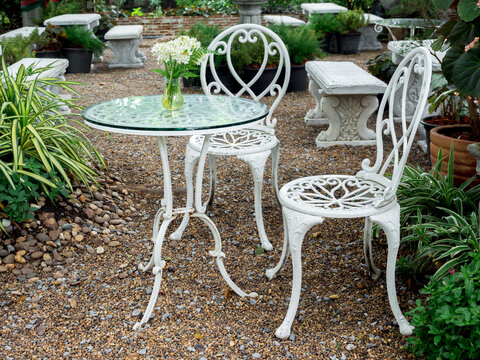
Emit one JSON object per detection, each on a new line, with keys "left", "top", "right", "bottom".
{"left": 200, "top": 23, "right": 290, "bottom": 129}
{"left": 357, "top": 47, "right": 432, "bottom": 204}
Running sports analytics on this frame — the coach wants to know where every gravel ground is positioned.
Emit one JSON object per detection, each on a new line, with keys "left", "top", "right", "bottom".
{"left": 0, "top": 39, "right": 431, "bottom": 359}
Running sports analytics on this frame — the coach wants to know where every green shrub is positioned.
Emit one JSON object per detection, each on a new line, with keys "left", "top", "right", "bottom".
{"left": 0, "top": 157, "right": 68, "bottom": 223}
{"left": 64, "top": 26, "right": 105, "bottom": 57}
{"left": 269, "top": 24, "right": 323, "bottom": 65}
{"left": 406, "top": 254, "right": 480, "bottom": 360}
{"left": 0, "top": 57, "right": 105, "bottom": 223}
{"left": 0, "top": 29, "right": 40, "bottom": 66}
{"left": 308, "top": 14, "right": 341, "bottom": 39}
{"left": 35, "top": 25, "right": 67, "bottom": 52}
{"left": 230, "top": 35, "right": 280, "bottom": 69}
{"left": 42, "top": 0, "right": 84, "bottom": 22}
{"left": 337, "top": 9, "right": 368, "bottom": 34}
{"left": 367, "top": 52, "right": 397, "bottom": 82}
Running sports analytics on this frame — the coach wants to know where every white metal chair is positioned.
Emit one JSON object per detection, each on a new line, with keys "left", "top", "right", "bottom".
{"left": 171, "top": 24, "right": 291, "bottom": 251}
{"left": 266, "top": 47, "right": 432, "bottom": 340}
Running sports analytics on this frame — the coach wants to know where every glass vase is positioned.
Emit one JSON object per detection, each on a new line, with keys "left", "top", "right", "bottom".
{"left": 162, "top": 76, "right": 183, "bottom": 110}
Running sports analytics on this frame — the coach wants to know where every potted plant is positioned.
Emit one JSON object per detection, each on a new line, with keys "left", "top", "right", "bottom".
{"left": 308, "top": 13, "right": 341, "bottom": 53}
{"left": 421, "top": 74, "right": 469, "bottom": 162}
{"left": 63, "top": 26, "right": 105, "bottom": 73}
{"left": 34, "top": 24, "right": 66, "bottom": 58}
{"left": 231, "top": 36, "right": 281, "bottom": 95}
{"left": 427, "top": 0, "right": 480, "bottom": 184}
{"left": 270, "top": 24, "right": 323, "bottom": 92}
{"left": 336, "top": 9, "right": 369, "bottom": 54}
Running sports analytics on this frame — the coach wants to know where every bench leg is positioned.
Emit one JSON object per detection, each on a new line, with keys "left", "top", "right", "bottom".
{"left": 107, "top": 38, "right": 144, "bottom": 69}
{"left": 316, "top": 94, "right": 378, "bottom": 147}
{"left": 304, "top": 78, "right": 328, "bottom": 125}
{"left": 359, "top": 25, "right": 383, "bottom": 51}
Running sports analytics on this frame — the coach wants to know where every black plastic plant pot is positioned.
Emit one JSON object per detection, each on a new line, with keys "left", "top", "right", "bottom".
{"left": 35, "top": 50, "right": 62, "bottom": 58}
{"left": 243, "top": 66, "right": 279, "bottom": 96}
{"left": 336, "top": 33, "right": 361, "bottom": 55}
{"left": 63, "top": 48, "right": 93, "bottom": 73}
{"left": 319, "top": 33, "right": 332, "bottom": 53}
{"left": 287, "top": 64, "right": 307, "bottom": 92}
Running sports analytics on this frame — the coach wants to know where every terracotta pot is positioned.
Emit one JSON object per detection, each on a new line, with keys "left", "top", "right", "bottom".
{"left": 429, "top": 124, "right": 478, "bottom": 186}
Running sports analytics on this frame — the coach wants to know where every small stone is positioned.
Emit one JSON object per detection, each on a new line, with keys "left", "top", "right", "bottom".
{"left": 169, "top": 240, "right": 178, "bottom": 248}
{"left": 132, "top": 309, "right": 142, "bottom": 317}
{"left": 62, "top": 223, "right": 73, "bottom": 231}
{"left": 346, "top": 344, "right": 355, "bottom": 351}
{"left": 93, "top": 192, "right": 104, "bottom": 201}
{"left": 0, "top": 265, "right": 8, "bottom": 272}
{"left": 252, "top": 353, "right": 261, "bottom": 359}
{"left": 94, "top": 216, "right": 105, "bottom": 224}
{"left": 96, "top": 246, "right": 105, "bottom": 255}
{"left": 74, "top": 235, "right": 84, "bottom": 242}
{"left": 36, "top": 233, "right": 50, "bottom": 243}
{"left": 16, "top": 250, "right": 26, "bottom": 256}
{"left": 109, "top": 241, "right": 120, "bottom": 247}
{"left": 3, "top": 254, "right": 15, "bottom": 264}
{"left": 44, "top": 217, "right": 57, "bottom": 229}
{"left": 36, "top": 325, "right": 46, "bottom": 336}
{"left": 138, "top": 348, "right": 147, "bottom": 355}
{"left": 118, "top": 272, "right": 128, "bottom": 279}
{"left": 43, "top": 253, "right": 52, "bottom": 262}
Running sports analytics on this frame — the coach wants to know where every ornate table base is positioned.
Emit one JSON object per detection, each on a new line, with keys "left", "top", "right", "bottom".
{"left": 315, "top": 93, "right": 378, "bottom": 147}
{"left": 133, "top": 136, "right": 258, "bottom": 330}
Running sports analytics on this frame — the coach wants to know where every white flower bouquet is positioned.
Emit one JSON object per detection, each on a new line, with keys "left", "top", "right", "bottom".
{"left": 151, "top": 36, "right": 211, "bottom": 110}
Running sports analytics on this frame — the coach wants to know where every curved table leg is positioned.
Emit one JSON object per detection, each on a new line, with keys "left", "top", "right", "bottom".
{"left": 194, "top": 212, "right": 258, "bottom": 298}
{"left": 134, "top": 216, "right": 175, "bottom": 330}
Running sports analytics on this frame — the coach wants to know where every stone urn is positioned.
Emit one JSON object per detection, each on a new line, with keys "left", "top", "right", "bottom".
{"left": 380, "top": 0, "right": 400, "bottom": 10}
{"left": 232, "top": 0, "right": 267, "bottom": 24}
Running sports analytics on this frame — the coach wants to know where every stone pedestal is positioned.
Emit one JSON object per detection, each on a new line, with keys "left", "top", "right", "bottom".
{"left": 233, "top": 0, "right": 266, "bottom": 24}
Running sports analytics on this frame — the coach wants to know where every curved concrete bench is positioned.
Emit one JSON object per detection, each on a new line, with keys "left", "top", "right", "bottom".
{"left": 105, "top": 25, "right": 145, "bottom": 69}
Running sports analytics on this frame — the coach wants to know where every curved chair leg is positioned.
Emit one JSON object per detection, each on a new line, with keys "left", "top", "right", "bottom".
{"left": 205, "top": 154, "right": 217, "bottom": 211}
{"left": 266, "top": 214, "right": 289, "bottom": 279}
{"left": 271, "top": 144, "right": 280, "bottom": 202}
{"left": 363, "top": 216, "right": 381, "bottom": 280}
{"left": 371, "top": 204, "right": 413, "bottom": 336}
{"left": 171, "top": 145, "right": 199, "bottom": 240}
{"left": 239, "top": 151, "right": 273, "bottom": 251}
{"left": 275, "top": 207, "right": 321, "bottom": 340}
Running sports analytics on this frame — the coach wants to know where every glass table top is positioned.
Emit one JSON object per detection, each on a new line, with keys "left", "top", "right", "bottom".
{"left": 82, "top": 94, "right": 269, "bottom": 136}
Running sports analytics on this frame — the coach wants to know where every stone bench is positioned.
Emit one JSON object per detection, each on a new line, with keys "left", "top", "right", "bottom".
{"left": 105, "top": 25, "right": 145, "bottom": 69}
{"left": 6, "top": 57, "right": 71, "bottom": 112}
{"left": 0, "top": 26, "right": 45, "bottom": 40}
{"left": 301, "top": 2, "right": 347, "bottom": 20}
{"left": 264, "top": 15, "right": 306, "bottom": 26}
{"left": 305, "top": 61, "right": 387, "bottom": 147}
{"left": 359, "top": 14, "right": 383, "bottom": 51}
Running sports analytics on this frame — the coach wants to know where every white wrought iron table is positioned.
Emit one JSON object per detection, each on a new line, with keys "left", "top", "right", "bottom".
{"left": 82, "top": 94, "right": 269, "bottom": 329}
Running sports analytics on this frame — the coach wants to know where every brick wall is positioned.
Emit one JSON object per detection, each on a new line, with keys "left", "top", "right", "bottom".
{"left": 117, "top": 13, "right": 305, "bottom": 37}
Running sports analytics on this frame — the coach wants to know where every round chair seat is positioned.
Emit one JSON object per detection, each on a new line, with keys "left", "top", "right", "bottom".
{"left": 189, "top": 129, "right": 279, "bottom": 156}
{"left": 279, "top": 175, "right": 394, "bottom": 218}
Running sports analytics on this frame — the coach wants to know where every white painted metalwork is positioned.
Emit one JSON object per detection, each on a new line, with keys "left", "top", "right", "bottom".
{"left": 268, "top": 47, "right": 432, "bottom": 340}
{"left": 172, "top": 24, "right": 290, "bottom": 252}
{"left": 82, "top": 95, "right": 266, "bottom": 330}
